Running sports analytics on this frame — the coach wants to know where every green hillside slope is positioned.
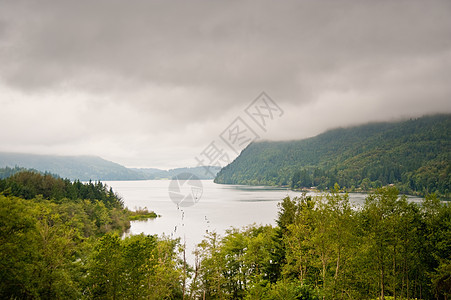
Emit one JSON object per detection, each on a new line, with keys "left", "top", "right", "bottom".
{"left": 214, "top": 114, "right": 450, "bottom": 197}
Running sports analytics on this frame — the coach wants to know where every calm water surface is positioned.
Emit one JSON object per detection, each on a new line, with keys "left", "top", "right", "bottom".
{"left": 104, "top": 180, "right": 422, "bottom": 263}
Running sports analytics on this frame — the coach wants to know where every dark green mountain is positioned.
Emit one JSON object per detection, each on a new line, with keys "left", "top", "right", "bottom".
{"left": 214, "top": 114, "right": 450, "bottom": 198}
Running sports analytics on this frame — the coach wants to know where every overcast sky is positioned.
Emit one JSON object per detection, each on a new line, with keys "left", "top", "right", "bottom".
{"left": 0, "top": 0, "right": 450, "bottom": 169}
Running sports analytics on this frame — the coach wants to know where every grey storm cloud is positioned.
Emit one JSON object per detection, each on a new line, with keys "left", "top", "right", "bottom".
{"left": 0, "top": 0, "right": 450, "bottom": 167}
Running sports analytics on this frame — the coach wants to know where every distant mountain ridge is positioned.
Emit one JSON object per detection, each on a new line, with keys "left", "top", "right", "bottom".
{"left": 0, "top": 153, "right": 143, "bottom": 180}
{"left": 130, "top": 166, "right": 222, "bottom": 180}
{"left": 214, "top": 114, "right": 450, "bottom": 198}
{"left": 0, "top": 152, "right": 220, "bottom": 181}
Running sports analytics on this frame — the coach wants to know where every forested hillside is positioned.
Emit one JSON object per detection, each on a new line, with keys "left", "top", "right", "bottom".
{"left": 215, "top": 114, "right": 450, "bottom": 198}
{"left": 0, "top": 171, "right": 173, "bottom": 299}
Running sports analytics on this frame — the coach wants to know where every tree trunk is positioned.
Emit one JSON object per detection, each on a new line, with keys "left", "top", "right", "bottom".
{"left": 393, "top": 244, "right": 396, "bottom": 300}
{"left": 381, "top": 266, "right": 385, "bottom": 300}
{"left": 335, "top": 248, "right": 341, "bottom": 280}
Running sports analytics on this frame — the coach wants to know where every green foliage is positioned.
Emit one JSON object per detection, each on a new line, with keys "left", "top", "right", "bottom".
{"left": 127, "top": 207, "right": 158, "bottom": 220}
{"left": 0, "top": 171, "right": 186, "bottom": 299}
{"left": 0, "top": 165, "right": 57, "bottom": 179}
{"left": 430, "top": 259, "right": 451, "bottom": 299}
{"left": 0, "top": 170, "right": 125, "bottom": 208}
{"left": 215, "top": 114, "right": 451, "bottom": 199}
{"left": 192, "top": 187, "right": 450, "bottom": 299}
{"left": 0, "top": 172, "right": 124, "bottom": 298}
{"left": 1, "top": 171, "right": 450, "bottom": 299}
{"left": 85, "top": 233, "right": 182, "bottom": 299}
{"left": 0, "top": 195, "right": 84, "bottom": 298}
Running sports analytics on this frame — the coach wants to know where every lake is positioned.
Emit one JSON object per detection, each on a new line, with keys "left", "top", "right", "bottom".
{"left": 104, "top": 180, "right": 422, "bottom": 263}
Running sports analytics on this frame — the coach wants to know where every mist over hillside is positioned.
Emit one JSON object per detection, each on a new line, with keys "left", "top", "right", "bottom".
{"left": 215, "top": 114, "right": 451, "bottom": 198}
{"left": 0, "top": 153, "right": 220, "bottom": 181}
